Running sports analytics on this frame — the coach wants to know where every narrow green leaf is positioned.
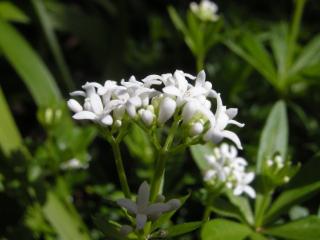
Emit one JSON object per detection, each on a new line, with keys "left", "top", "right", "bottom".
{"left": 31, "top": 0, "right": 74, "bottom": 91}
{"left": 264, "top": 182, "right": 320, "bottom": 225}
{"left": 0, "top": 19, "right": 62, "bottom": 107}
{"left": 0, "top": 86, "right": 23, "bottom": 155}
{"left": 265, "top": 216, "right": 320, "bottom": 240}
{"left": 0, "top": 1, "right": 30, "bottom": 23}
{"left": 290, "top": 34, "right": 320, "bottom": 77}
{"left": 270, "top": 23, "right": 290, "bottom": 80}
{"left": 201, "top": 219, "right": 252, "bottom": 240}
{"left": 43, "top": 191, "right": 90, "bottom": 240}
{"left": 167, "top": 6, "right": 188, "bottom": 36}
{"left": 166, "top": 221, "right": 202, "bottom": 238}
{"left": 93, "top": 217, "right": 126, "bottom": 240}
{"left": 225, "top": 38, "right": 277, "bottom": 87}
{"left": 256, "top": 101, "right": 288, "bottom": 173}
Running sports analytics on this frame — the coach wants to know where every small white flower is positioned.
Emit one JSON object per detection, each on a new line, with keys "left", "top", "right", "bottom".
{"left": 233, "top": 172, "right": 256, "bottom": 198}
{"left": 203, "top": 143, "right": 255, "bottom": 198}
{"left": 60, "top": 158, "right": 88, "bottom": 170}
{"left": 190, "top": 0, "right": 219, "bottom": 22}
{"left": 203, "top": 94, "right": 244, "bottom": 149}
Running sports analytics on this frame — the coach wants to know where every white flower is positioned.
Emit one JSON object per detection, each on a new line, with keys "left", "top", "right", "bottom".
{"left": 190, "top": 0, "right": 219, "bottom": 22}
{"left": 60, "top": 158, "right": 88, "bottom": 170}
{"left": 68, "top": 70, "right": 243, "bottom": 149}
{"left": 233, "top": 172, "right": 256, "bottom": 198}
{"left": 204, "top": 94, "right": 244, "bottom": 149}
{"left": 203, "top": 143, "right": 255, "bottom": 198}
{"left": 116, "top": 182, "right": 180, "bottom": 230}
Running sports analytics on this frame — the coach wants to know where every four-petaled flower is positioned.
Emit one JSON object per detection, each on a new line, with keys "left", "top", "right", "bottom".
{"left": 117, "top": 181, "right": 180, "bottom": 231}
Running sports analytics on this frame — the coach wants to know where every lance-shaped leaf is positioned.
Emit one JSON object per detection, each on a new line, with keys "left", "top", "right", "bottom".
{"left": 0, "top": 19, "right": 62, "bottom": 107}
{"left": 264, "top": 216, "right": 320, "bottom": 240}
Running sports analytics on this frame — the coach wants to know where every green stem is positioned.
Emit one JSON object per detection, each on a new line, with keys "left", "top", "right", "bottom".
{"left": 110, "top": 139, "right": 131, "bottom": 198}
{"left": 150, "top": 118, "right": 180, "bottom": 201}
{"left": 196, "top": 54, "right": 205, "bottom": 72}
{"left": 202, "top": 189, "right": 221, "bottom": 221}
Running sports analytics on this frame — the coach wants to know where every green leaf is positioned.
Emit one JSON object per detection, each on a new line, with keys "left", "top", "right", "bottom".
{"left": 270, "top": 23, "right": 290, "bottom": 81}
{"left": 225, "top": 34, "right": 277, "bottom": 88}
{"left": 201, "top": 219, "right": 252, "bottom": 240}
{"left": 264, "top": 181, "right": 320, "bottom": 225}
{"left": 265, "top": 216, "right": 320, "bottom": 240}
{"left": 0, "top": 1, "right": 30, "bottom": 23}
{"left": 0, "top": 86, "right": 23, "bottom": 155}
{"left": 166, "top": 221, "right": 202, "bottom": 238}
{"left": 255, "top": 101, "right": 287, "bottom": 226}
{"left": 31, "top": 0, "right": 74, "bottom": 91}
{"left": 124, "top": 123, "right": 154, "bottom": 163}
{"left": 0, "top": 19, "right": 62, "bottom": 107}
{"left": 226, "top": 191, "right": 254, "bottom": 226}
{"left": 190, "top": 143, "right": 213, "bottom": 171}
{"left": 210, "top": 197, "right": 245, "bottom": 223}
{"left": 256, "top": 100, "right": 288, "bottom": 173}
{"left": 290, "top": 34, "right": 320, "bottom": 77}
{"left": 167, "top": 6, "right": 188, "bottom": 37}
{"left": 43, "top": 191, "right": 90, "bottom": 240}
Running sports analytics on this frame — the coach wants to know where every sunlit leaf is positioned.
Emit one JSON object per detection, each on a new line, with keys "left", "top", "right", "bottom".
{"left": 265, "top": 216, "right": 320, "bottom": 240}
{"left": 0, "top": 1, "right": 30, "bottom": 23}
{"left": 201, "top": 219, "right": 252, "bottom": 240}
{"left": 0, "top": 19, "right": 62, "bottom": 107}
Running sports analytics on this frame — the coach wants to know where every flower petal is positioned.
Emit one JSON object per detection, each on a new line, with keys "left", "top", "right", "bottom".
{"left": 162, "top": 86, "right": 181, "bottom": 97}
{"left": 116, "top": 199, "right": 137, "bottom": 214}
{"left": 70, "top": 90, "right": 86, "bottom": 97}
{"left": 73, "top": 111, "right": 97, "bottom": 120}
{"left": 90, "top": 94, "right": 103, "bottom": 114}
{"left": 146, "top": 203, "right": 169, "bottom": 215}
{"left": 136, "top": 214, "right": 147, "bottom": 230}
{"left": 67, "top": 99, "right": 83, "bottom": 113}
{"left": 137, "top": 181, "right": 150, "bottom": 212}
{"left": 158, "top": 97, "right": 176, "bottom": 124}
{"left": 221, "top": 130, "right": 243, "bottom": 150}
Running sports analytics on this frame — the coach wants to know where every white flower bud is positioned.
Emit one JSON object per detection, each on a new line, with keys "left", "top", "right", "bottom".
{"left": 182, "top": 101, "right": 197, "bottom": 123}
{"left": 190, "top": 122, "right": 204, "bottom": 136}
{"left": 158, "top": 97, "right": 176, "bottom": 124}
{"left": 115, "top": 120, "right": 122, "bottom": 127}
{"left": 67, "top": 99, "right": 83, "bottom": 113}
{"left": 140, "top": 109, "right": 154, "bottom": 126}
{"left": 101, "top": 115, "right": 113, "bottom": 126}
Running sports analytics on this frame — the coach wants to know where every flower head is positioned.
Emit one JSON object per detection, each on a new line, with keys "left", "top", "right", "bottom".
{"left": 116, "top": 181, "right": 180, "bottom": 232}
{"left": 190, "top": 0, "right": 219, "bottom": 22}
{"left": 67, "top": 70, "right": 244, "bottom": 149}
{"left": 203, "top": 143, "right": 255, "bottom": 198}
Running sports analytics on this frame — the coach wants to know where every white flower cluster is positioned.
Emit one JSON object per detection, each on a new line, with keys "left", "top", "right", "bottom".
{"left": 190, "top": 0, "right": 219, "bottom": 22}
{"left": 60, "top": 158, "right": 89, "bottom": 170}
{"left": 203, "top": 143, "right": 256, "bottom": 198}
{"left": 67, "top": 70, "right": 243, "bottom": 148}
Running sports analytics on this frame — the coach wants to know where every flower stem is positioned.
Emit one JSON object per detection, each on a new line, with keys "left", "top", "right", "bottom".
{"left": 150, "top": 117, "right": 180, "bottom": 201}
{"left": 202, "top": 192, "right": 216, "bottom": 221}
{"left": 110, "top": 139, "right": 131, "bottom": 198}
